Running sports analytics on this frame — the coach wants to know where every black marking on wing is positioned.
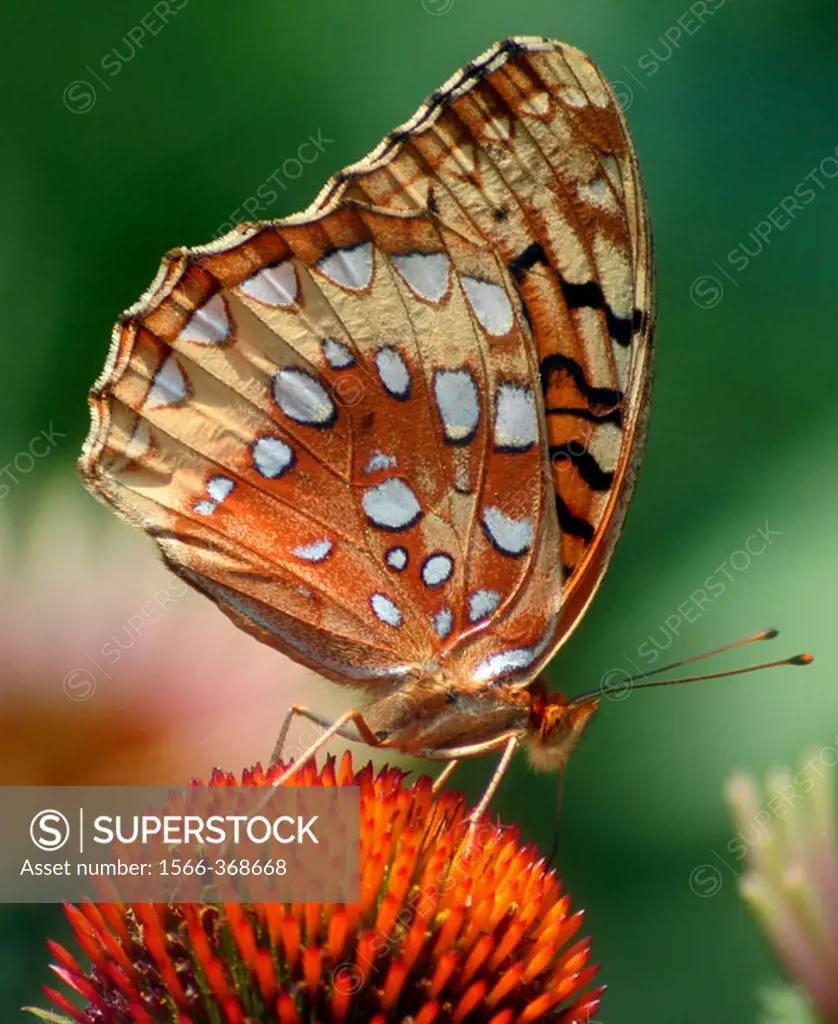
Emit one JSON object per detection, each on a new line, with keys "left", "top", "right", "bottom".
{"left": 509, "top": 242, "right": 548, "bottom": 282}
{"left": 560, "top": 280, "right": 632, "bottom": 348}
{"left": 555, "top": 496, "right": 595, "bottom": 542}
{"left": 540, "top": 354, "right": 623, "bottom": 411}
{"left": 508, "top": 243, "right": 633, "bottom": 348}
{"left": 494, "top": 438, "right": 535, "bottom": 455}
{"left": 549, "top": 444, "right": 614, "bottom": 491}
{"left": 546, "top": 405, "right": 623, "bottom": 428}
{"left": 445, "top": 432, "right": 480, "bottom": 447}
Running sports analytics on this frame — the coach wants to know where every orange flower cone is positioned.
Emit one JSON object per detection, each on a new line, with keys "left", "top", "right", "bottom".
{"left": 31, "top": 753, "right": 602, "bottom": 1024}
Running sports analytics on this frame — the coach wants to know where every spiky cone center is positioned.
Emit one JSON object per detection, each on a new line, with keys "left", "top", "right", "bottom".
{"left": 35, "top": 753, "right": 602, "bottom": 1024}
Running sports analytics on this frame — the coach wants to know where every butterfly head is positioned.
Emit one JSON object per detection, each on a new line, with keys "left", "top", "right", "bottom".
{"left": 524, "top": 683, "right": 599, "bottom": 772}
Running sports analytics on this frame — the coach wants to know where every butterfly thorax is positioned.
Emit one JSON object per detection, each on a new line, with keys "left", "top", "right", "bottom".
{"left": 360, "top": 673, "right": 533, "bottom": 759}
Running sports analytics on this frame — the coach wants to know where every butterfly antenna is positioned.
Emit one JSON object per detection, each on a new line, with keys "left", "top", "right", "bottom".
{"left": 610, "top": 628, "right": 779, "bottom": 684}
{"left": 569, "top": 629, "right": 813, "bottom": 706}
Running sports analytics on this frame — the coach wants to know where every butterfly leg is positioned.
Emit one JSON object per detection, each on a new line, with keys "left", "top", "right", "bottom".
{"left": 270, "top": 704, "right": 373, "bottom": 765}
{"left": 271, "top": 704, "right": 311, "bottom": 765}
{"left": 273, "top": 706, "right": 383, "bottom": 785}
{"left": 432, "top": 759, "right": 460, "bottom": 794}
{"left": 464, "top": 736, "right": 519, "bottom": 846}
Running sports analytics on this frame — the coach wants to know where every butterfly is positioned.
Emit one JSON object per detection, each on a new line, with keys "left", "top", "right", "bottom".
{"left": 80, "top": 36, "right": 655, "bottom": 811}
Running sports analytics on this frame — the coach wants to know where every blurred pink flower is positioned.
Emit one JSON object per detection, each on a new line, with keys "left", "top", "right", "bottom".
{"left": 726, "top": 751, "right": 838, "bottom": 1023}
{"left": 0, "top": 480, "right": 345, "bottom": 785}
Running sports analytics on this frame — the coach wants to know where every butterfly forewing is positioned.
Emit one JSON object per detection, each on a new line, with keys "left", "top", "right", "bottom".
{"left": 314, "top": 39, "right": 653, "bottom": 630}
{"left": 81, "top": 36, "right": 653, "bottom": 696}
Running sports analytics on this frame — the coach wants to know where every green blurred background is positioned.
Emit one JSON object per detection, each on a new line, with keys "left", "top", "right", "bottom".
{"left": 1, "top": 0, "right": 837, "bottom": 1019}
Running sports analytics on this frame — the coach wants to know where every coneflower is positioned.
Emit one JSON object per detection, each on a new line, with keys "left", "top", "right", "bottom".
{"left": 30, "top": 753, "right": 602, "bottom": 1024}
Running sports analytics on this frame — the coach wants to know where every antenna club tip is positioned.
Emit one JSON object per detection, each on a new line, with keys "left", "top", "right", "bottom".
{"left": 759, "top": 628, "right": 780, "bottom": 640}
{"left": 790, "top": 653, "right": 814, "bottom": 666}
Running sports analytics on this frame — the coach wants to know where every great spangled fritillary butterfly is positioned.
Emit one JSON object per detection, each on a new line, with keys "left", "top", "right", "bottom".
{"left": 80, "top": 37, "right": 655, "bottom": 801}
